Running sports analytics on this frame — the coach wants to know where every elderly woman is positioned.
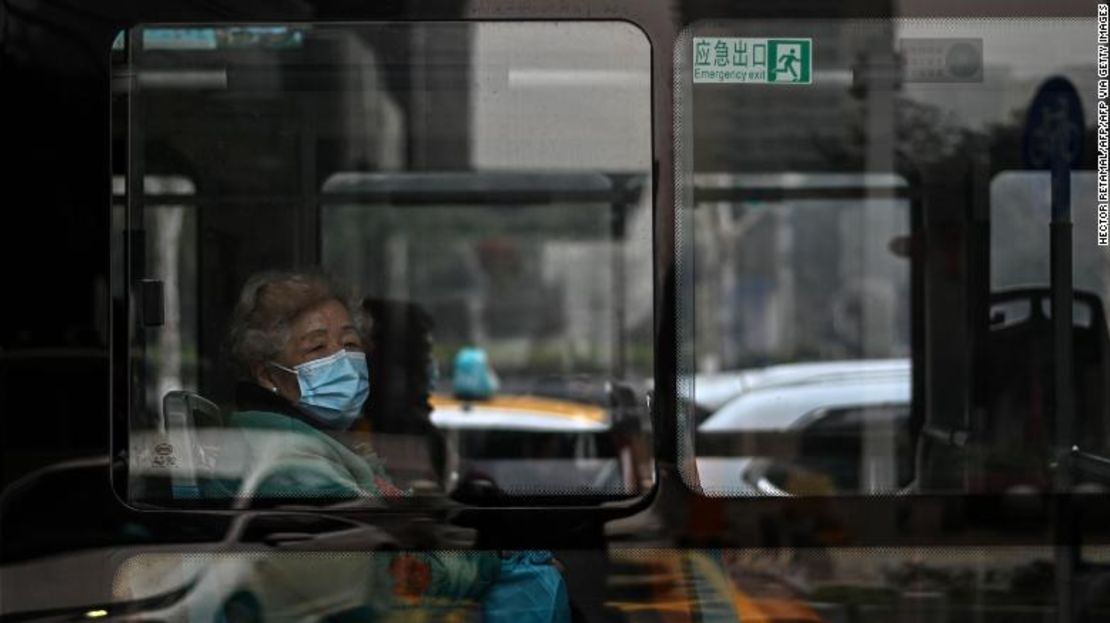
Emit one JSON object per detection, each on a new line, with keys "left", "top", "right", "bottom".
{"left": 216, "top": 270, "right": 570, "bottom": 623}
{"left": 219, "top": 269, "right": 399, "bottom": 500}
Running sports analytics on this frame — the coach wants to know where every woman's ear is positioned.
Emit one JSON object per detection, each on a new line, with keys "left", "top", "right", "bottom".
{"left": 255, "top": 361, "right": 300, "bottom": 402}
{"left": 252, "top": 362, "right": 278, "bottom": 392}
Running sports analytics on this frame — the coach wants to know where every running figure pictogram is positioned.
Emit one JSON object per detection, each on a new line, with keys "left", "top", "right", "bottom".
{"left": 777, "top": 48, "right": 800, "bottom": 81}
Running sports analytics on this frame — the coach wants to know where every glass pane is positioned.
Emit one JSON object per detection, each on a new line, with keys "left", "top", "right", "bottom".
{"left": 681, "top": 18, "right": 1106, "bottom": 496}
{"left": 119, "top": 22, "right": 653, "bottom": 508}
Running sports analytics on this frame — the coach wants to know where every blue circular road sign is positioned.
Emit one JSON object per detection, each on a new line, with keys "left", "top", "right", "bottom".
{"left": 1022, "top": 76, "right": 1084, "bottom": 169}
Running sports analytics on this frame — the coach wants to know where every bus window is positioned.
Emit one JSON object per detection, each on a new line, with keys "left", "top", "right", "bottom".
{"left": 681, "top": 18, "right": 1105, "bottom": 497}
{"left": 115, "top": 22, "right": 653, "bottom": 508}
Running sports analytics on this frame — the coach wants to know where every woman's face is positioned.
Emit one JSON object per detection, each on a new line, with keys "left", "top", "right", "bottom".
{"left": 256, "top": 298, "right": 365, "bottom": 402}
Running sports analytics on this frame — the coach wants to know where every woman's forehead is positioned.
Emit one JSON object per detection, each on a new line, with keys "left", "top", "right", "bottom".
{"left": 291, "top": 299, "right": 354, "bottom": 333}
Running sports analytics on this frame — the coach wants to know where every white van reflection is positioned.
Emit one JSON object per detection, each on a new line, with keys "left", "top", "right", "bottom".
{"left": 694, "top": 359, "right": 911, "bottom": 496}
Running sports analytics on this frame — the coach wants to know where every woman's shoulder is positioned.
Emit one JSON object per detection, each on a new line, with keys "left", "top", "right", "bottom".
{"left": 229, "top": 408, "right": 315, "bottom": 431}
{"left": 229, "top": 408, "right": 376, "bottom": 467}
{"left": 228, "top": 409, "right": 343, "bottom": 458}
{"left": 222, "top": 409, "right": 371, "bottom": 497}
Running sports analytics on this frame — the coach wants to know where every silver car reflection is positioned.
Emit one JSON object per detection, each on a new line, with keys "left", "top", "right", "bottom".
{"left": 695, "top": 359, "right": 911, "bottom": 496}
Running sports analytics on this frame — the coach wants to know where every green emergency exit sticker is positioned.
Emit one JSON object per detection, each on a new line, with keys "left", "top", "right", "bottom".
{"left": 693, "top": 37, "right": 812, "bottom": 84}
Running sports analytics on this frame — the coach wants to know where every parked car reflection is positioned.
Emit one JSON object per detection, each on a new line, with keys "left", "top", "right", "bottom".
{"left": 695, "top": 359, "right": 911, "bottom": 496}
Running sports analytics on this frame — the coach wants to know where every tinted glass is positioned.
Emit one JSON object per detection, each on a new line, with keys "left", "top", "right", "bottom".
{"left": 116, "top": 22, "right": 653, "bottom": 507}
{"left": 679, "top": 19, "right": 1107, "bottom": 497}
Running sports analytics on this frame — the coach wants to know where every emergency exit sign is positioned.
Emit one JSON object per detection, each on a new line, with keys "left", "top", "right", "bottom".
{"left": 693, "top": 37, "right": 812, "bottom": 84}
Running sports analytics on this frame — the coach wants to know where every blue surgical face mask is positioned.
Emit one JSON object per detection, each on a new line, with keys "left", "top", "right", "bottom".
{"left": 271, "top": 350, "right": 369, "bottom": 430}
